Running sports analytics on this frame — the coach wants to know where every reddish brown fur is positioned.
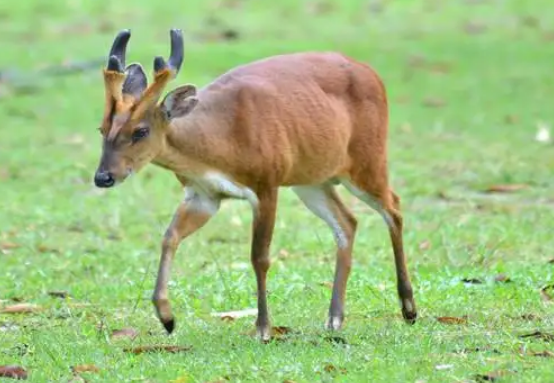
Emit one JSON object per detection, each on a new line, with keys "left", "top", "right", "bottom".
{"left": 96, "top": 46, "right": 417, "bottom": 339}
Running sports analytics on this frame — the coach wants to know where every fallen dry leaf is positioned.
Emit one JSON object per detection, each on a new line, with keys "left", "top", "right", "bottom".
{"left": 483, "top": 184, "right": 528, "bottom": 193}
{"left": 531, "top": 350, "right": 554, "bottom": 357}
{"left": 540, "top": 284, "right": 554, "bottom": 302}
{"left": 494, "top": 274, "right": 511, "bottom": 283}
{"left": 318, "top": 281, "right": 333, "bottom": 289}
{"left": 463, "top": 21, "right": 487, "bottom": 35}
{"left": 322, "top": 364, "right": 347, "bottom": 374}
{"left": 0, "top": 303, "right": 42, "bottom": 314}
{"left": 418, "top": 240, "right": 431, "bottom": 251}
{"left": 212, "top": 308, "right": 257, "bottom": 321}
{"left": 458, "top": 346, "right": 500, "bottom": 354}
{"left": 324, "top": 335, "right": 348, "bottom": 345}
{"left": 504, "top": 114, "right": 519, "bottom": 125}
{"left": 519, "top": 331, "right": 554, "bottom": 341}
{"left": 0, "top": 365, "right": 28, "bottom": 379}
{"left": 111, "top": 328, "right": 139, "bottom": 340}
{"left": 429, "top": 62, "right": 452, "bottom": 74}
{"left": 47, "top": 290, "right": 69, "bottom": 299}
{"left": 520, "top": 15, "right": 540, "bottom": 28}
{"left": 71, "top": 364, "right": 100, "bottom": 374}
{"left": 305, "top": 1, "right": 335, "bottom": 15}
{"left": 422, "top": 97, "right": 446, "bottom": 108}
{"left": 0, "top": 242, "right": 19, "bottom": 251}
{"left": 272, "top": 326, "right": 293, "bottom": 336}
{"left": 123, "top": 345, "right": 192, "bottom": 354}
{"left": 35, "top": 244, "right": 60, "bottom": 254}
{"left": 542, "top": 31, "right": 554, "bottom": 41}
{"left": 437, "top": 316, "right": 468, "bottom": 325}
{"left": 475, "top": 370, "right": 513, "bottom": 381}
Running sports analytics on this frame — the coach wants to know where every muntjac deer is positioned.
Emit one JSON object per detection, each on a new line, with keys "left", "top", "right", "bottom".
{"left": 94, "top": 29, "right": 417, "bottom": 340}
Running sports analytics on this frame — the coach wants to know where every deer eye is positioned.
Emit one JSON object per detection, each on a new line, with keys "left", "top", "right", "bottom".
{"left": 131, "top": 127, "right": 150, "bottom": 143}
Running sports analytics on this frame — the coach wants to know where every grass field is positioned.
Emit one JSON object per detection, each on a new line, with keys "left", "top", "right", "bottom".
{"left": 1, "top": 0, "right": 554, "bottom": 382}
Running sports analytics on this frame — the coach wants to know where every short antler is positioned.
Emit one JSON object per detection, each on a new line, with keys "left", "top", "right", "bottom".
{"left": 106, "top": 29, "right": 131, "bottom": 72}
{"left": 129, "top": 29, "right": 184, "bottom": 118}
{"left": 153, "top": 29, "right": 184, "bottom": 76}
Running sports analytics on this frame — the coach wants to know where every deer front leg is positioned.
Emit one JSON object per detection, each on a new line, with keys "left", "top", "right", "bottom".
{"left": 153, "top": 187, "right": 220, "bottom": 334}
{"left": 250, "top": 188, "right": 278, "bottom": 341}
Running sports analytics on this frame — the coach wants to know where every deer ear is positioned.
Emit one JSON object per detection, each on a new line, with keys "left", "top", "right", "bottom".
{"left": 122, "top": 63, "right": 147, "bottom": 100}
{"left": 160, "top": 84, "right": 198, "bottom": 119}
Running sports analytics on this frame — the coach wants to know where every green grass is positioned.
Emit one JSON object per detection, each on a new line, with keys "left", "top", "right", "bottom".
{"left": 1, "top": 0, "right": 554, "bottom": 382}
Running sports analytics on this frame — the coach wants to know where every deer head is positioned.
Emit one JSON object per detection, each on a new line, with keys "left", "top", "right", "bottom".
{"left": 94, "top": 29, "right": 198, "bottom": 188}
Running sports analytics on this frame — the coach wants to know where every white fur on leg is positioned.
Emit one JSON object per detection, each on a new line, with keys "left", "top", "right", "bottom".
{"left": 292, "top": 186, "right": 350, "bottom": 249}
{"left": 340, "top": 179, "right": 394, "bottom": 228}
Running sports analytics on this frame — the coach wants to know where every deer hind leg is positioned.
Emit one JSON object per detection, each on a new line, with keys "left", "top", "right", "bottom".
{"left": 153, "top": 187, "right": 220, "bottom": 334}
{"left": 341, "top": 177, "right": 417, "bottom": 323}
{"left": 292, "top": 184, "right": 357, "bottom": 331}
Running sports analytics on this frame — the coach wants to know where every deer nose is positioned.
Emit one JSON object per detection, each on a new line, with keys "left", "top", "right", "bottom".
{"left": 94, "top": 171, "right": 115, "bottom": 188}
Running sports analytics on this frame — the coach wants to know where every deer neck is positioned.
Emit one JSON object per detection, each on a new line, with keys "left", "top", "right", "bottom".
{"left": 152, "top": 111, "right": 224, "bottom": 179}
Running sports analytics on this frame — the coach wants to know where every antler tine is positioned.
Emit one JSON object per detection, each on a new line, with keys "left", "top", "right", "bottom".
{"left": 106, "top": 29, "right": 131, "bottom": 72}
{"left": 153, "top": 29, "right": 184, "bottom": 75}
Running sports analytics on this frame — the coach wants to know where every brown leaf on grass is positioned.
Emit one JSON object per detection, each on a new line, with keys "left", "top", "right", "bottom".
{"left": 418, "top": 240, "right": 431, "bottom": 251}
{"left": 111, "top": 328, "right": 139, "bottom": 340}
{"left": 306, "top": 1, "right": 335, "bottom": 15}
{"left": 407, "top": 54, "right": 427, "bottom": 68}
{"left": 272, "top": 326, "right": 293, "bottom": 336}
{"left": 318, "top": 281, "right": 333, "bottom": 289}
{"left": 0, "top": 167, "right": 11, "bottom": 180}
{"left": 519, "top": 331, "right": 554, "bottom": 341}
{"left": 520, "top": 313, "right": 540, "bottom": 321}
{"left": 278, "top": 249, "right": 290, "bottom": 259}
{"left": 540, "top": 285, "right": 554, "bottom": 302}
{"left": 322, "top": 364, "right": 347, "bottom": 374}
{"left": 483, "top": 184, "right": 528, "bottom": 193}
{"left": 463, "top": 21, "right": 487, "bottom": 35}
{"left": 503, "top": 114, "right": 519, "bottom": 125}
{"left": 395, "top": 96, "right": 411, "bottom": 105}
{"left": 245, "top": 326, "right": 295, "bottom": 342}
{"left": 71, "top": 365, "right": 100, "bottom": 374}
{"left": 47, "top": 290, "right": 69, "bottom": 299}
{"left": 520, "top": 15, "right": 540, "bottom": 28}
{"left": 531, "top": 350, "right": 554, "bottom": 357}
{"left": 458, "top": 346, "right": 500, "bottom": 354}
{"left": 462, "top": 277, "right": 483, "bottom": 284}
{"left": 475, "top": 370, "right": 513, "bottom": 381}
{"left": 324, "top": 335, "right": 348, "bottom": 345}
{"left": 422, "top": 97, "right": 446, "bottom": 108}
{"left": 542, "top": 31, "right": 554, "bottom": 42}
{"left": 0, "top": 242, "right": 19, "bottom": 251}
{"left": 9, "top": 297, "right": 24, "bottom": 303}
{"left": 0, "top": 304, "right": 42, "bottom": 314}
{"left": 437, "top": 316, "right": 468, "bottom": 325}
{"left": 212, "top": 308, "right": 257, "bottom": 321}
{"left": 429, "top": 62, "right": 452, "bottom": 74}
{"left": 494, "top": 274, "right": 511, "bottom": 283}
{"left": 36, "top": 244, "right": 60, "bottom": 254}
{"left": 123, "top": 345, "right": 192, "bottom": 354}
{"left": 0, "top": 365, "right": 28, "bottom": 379}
